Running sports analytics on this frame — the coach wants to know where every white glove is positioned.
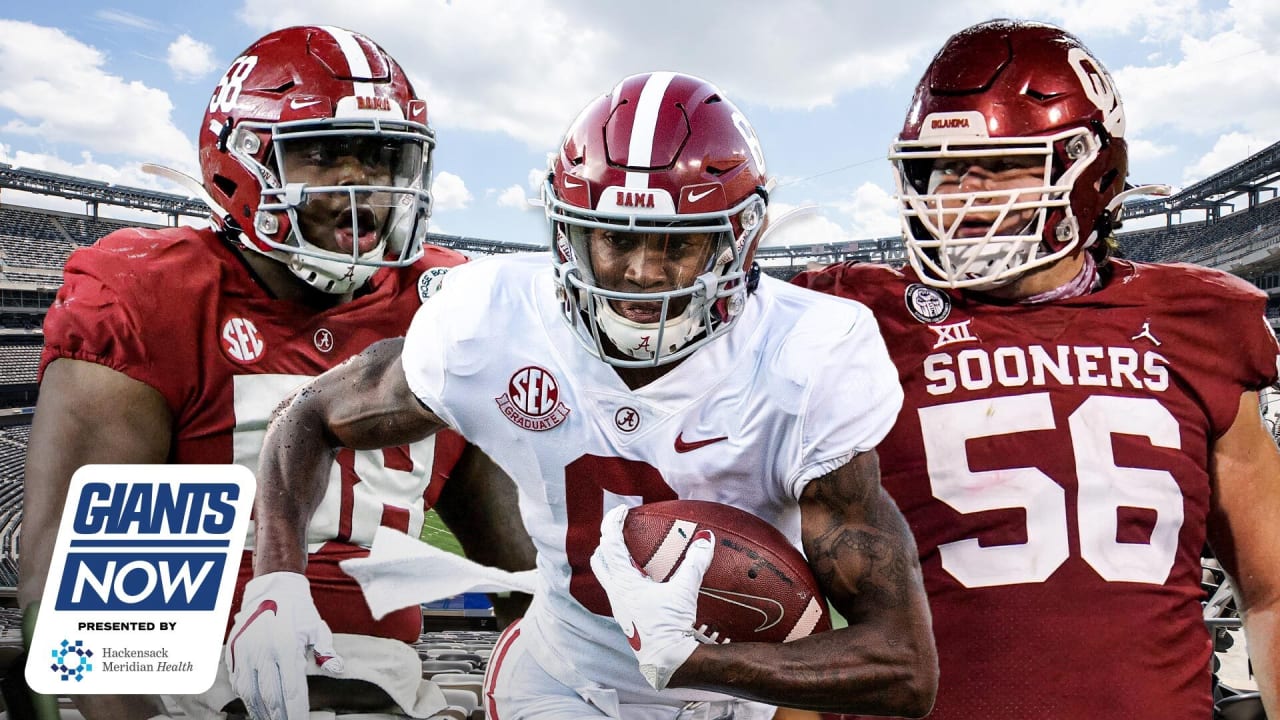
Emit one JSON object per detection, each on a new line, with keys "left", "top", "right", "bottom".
{"left": 589, "top": 504, "right": 715, "bottom": 691}
{"left": 225, "top": 571, "right": 345, "bottom": 720}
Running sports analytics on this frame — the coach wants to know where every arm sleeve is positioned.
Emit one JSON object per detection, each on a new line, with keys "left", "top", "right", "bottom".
{"left": 781, "top": 300, "right": 904, "bottom": 499}
{"left": 401, "top": 260, "right": 497, "bottom": 432}
{"left": 1231, "top": 295, "right": 1280, "bottom": 392}
{"left": 40, "top": 237, "right": 195, "bottom": 415}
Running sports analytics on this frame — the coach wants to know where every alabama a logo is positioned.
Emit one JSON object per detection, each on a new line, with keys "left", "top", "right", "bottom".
{"left": 27, "top": 465, "right": 256, "bottom": 695}
{"left": 905, "top": 283, "right": 951, "bottom": 324}
{"left": 495, "top": 366, "right": 571, "bottom": 431}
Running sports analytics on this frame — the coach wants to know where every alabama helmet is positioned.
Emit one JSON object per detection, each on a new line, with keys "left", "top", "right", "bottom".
{"left": 545, "top": 71, "right": 769, "bottom": 367}
{"left": 199, "top": 25, "right": 433, "bottom": 294}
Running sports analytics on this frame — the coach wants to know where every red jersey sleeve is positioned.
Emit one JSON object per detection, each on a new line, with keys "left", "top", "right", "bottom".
{"left": 1215, "top": 270, "right": 1280, "bottom": 392}
{"left": 40, "top": 228, "right": 201, "bottom": 415}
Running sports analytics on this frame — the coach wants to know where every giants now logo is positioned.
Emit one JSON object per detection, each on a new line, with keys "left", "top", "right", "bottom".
{"left": 56, "top": 482, "right": 241, "bottom": 611}
{"left": 616, "top": 191, "right": 656, "bottom": 209}
{"left": 495, "top": 366, "right": 571, "bottom": 431}
{"left": 28, "top": 465, "right": 256, "bottom": 696}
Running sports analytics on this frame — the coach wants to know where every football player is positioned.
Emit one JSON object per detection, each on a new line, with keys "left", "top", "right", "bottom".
{"left": 19, "top": 25, "right": 533, "bottom": 720}
{"left": 794, "top": 19, "right": 1280, "bottom": 719}
{"left": 239, "top": 72, "right": 939, "bottom": 719}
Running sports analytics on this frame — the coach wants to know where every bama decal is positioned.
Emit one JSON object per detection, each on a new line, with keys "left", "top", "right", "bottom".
{"left": 27, "top": 465, "right": 256, "bottom": 695}
{"left": 494, "top": 365, "right": 571, "bottom": 431}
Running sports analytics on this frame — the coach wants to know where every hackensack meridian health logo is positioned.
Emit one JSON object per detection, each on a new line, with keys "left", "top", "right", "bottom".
{"left": 27, "top": 465, "right": 256, "bottom": 694}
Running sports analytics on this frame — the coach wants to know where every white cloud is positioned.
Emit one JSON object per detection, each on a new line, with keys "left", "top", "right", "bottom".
{"left": 166, "top": 34, "right": 217, "bottom": 82}
{"left": 1182, "top": 131, "right": 1273, "bottom": 185}
{"left": 0, "top": 20, "right": 194, "bottom": 171}
{"left": 230, "top": 0, "right": 1254, "bottom": 160}
{"left": 761, "top": 203, "right": 856, "bottom": 248}
{"left": 233, "top": 0, "right": 1000, "bottom": 148}
{"left": 1114, "top": 16, "right": 1280, "bottom": 140}
{"left": 497, "top": 184, "right": 530, "bottom": 209}
{"left": 528, "top": 167, "right": 547, "bottom": 191}
{"left": 834, "top": 182, "right": 901, "bottom": 240}
{"left": 1126, "top": 138, "right": 1176, "bottom": 167}
{"left": 95, "top": 9, "right": 165, "bottom": 32}
{"left": 432, "top": 171, "right": 472, "bottom": 210}
{"left": 762, "top": 182, "right": 898, "bottom": 248}
{"left": 986, "top": 0, "right": 1207, "bottom": 40}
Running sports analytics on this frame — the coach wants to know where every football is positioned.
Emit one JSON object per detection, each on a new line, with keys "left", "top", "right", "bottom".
{"left": 622, "top": 499, "right": 832, "bottom": 644}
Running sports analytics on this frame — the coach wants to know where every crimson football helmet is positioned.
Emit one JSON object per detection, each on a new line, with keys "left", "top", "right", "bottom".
{"left": 199, "top": 25, "right": 433, "bottom": 294}
{"left": 545, "top": 72, "right": 769, "bottom": 367}
{"left": 890, "top": 20, "right": 1156, "bottom": 290}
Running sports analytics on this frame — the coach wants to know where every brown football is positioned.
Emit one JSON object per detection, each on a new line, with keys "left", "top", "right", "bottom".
{"left": 623, "top": 499, "right": 832, "bottom": 644}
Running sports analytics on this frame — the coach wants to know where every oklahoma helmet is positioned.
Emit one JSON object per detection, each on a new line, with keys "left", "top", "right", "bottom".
{"left": 890, "top": 20, "right": 1139, "bottom": 289}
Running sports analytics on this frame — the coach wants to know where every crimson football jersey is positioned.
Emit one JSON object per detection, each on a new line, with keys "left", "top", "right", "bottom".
{"left": 795, "top": 259, "right": 1280, "bottom": 719}
{"left": 40, "top": 225, "right": 467, "bottom": 642}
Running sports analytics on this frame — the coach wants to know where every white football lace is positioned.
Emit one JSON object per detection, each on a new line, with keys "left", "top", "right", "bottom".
{"left": 694, "top": 623, "right": 731, "bottom": 644}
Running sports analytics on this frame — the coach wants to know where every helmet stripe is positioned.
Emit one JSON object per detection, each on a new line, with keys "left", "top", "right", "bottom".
{"left": 319, "top": 25, "right": 374, "bottom": 95}
{"left": 624, "top": 71, "right": 675, "bottom": 189}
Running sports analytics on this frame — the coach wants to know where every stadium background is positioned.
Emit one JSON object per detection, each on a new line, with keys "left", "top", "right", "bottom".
{"left": 0, "top": 142, "right": 1277, "bottom": 715}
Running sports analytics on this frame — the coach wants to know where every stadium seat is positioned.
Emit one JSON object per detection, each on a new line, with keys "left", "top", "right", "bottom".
{"left": 421, "top": 660, "right": 475, "bottom": 676}
{"left": 1215, "top": 691, "right": 1266, "bottom": 720}
{"left": 430, "top": 673, "right": 484, "bottom": 707}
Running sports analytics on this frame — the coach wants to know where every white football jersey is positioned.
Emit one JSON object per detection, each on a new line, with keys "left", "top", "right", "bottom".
{"left": 402, "top": 252, "right": 902, "bottom": 703}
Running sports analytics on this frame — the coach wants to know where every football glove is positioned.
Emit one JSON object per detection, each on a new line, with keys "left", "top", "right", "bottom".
{"left": 589, "top": 504, "right": 715, "bottom": 691}
{"left": 225, "top": 572, "right": 344, "bottom": 720}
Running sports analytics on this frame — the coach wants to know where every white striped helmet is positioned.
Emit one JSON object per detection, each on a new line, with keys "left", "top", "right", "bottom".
{"left": 545, "top": 72, "right": 770, "bottom": 367}
{"left": 200, "top": 25, "right": 433, "bottom": 294}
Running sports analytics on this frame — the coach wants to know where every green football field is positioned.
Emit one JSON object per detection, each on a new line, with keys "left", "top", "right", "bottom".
{"left": 419, "top": 508, "right": 465, "bottom": 556}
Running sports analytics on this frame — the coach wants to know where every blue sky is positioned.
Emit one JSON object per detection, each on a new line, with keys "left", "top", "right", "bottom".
{"left": 1, "top": 1, "right": 1277, "bottom": 248}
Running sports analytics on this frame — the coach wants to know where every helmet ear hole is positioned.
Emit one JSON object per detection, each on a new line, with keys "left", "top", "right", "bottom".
{"left": 212, "top": 175, "right": 238, "bottom": 204}
{"left": 1099, "top": 168, "right": 1121, "bottom": 194}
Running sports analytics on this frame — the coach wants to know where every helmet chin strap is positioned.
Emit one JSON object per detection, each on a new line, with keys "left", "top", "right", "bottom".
{"left": 595, "top": 298, "right": 705, "bottom": 363}
{"left": 283, "top": 232, "right": 386, "bottom": 295}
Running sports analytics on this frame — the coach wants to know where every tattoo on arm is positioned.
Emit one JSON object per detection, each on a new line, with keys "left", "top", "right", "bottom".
{"left": 802, "top": 453, "right": 916, "bottom": 612}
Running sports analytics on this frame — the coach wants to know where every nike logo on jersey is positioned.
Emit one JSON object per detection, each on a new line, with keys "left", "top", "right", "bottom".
{"left": 624, "top": 621, "right": 642, "bottom": 651}
{"left": 686, "top": 187, "right": 716, "bottom": 203}
{"left": 698, "top": 588, "right": 785, "bottom": 632}
{"left": 226, "top": 599, "right": 278, "bottom": 672}
{"left": 674, "top": 433, "right": 729, "bottom": 453}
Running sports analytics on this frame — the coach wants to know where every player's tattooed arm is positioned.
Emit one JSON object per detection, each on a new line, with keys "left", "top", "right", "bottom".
{"left": 802, "top": 450, "right": 917, "bottom": 613}
{"left": 669, "top": 451, "right": 937, "bottom": 715}
{"left": 254, "top": 337, "right": 447, "bottom": 575}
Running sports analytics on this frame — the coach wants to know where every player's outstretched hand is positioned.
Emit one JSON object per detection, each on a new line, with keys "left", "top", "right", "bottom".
{"left": 225, "top": 572, "right": 345, "bottom": 719}
{"left": 590, "top": 504, "right": 714, "bottom": 691}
